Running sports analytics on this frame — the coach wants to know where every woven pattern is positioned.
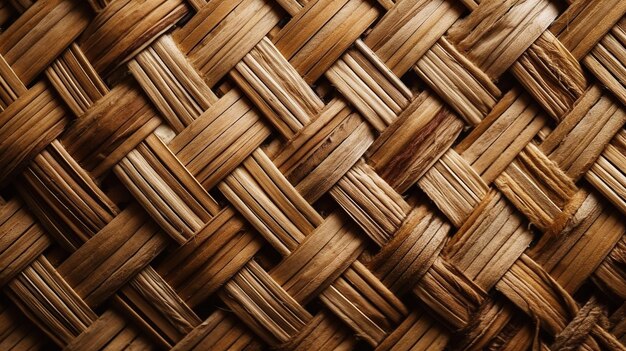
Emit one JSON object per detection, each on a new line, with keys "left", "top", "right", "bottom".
{"left": 0, "top": 0, "right": 626, "bottom": 349}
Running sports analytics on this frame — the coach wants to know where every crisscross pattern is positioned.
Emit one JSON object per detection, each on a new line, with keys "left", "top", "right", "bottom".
{"left": 1, "top": 0, "right": 626, "bottom": 350}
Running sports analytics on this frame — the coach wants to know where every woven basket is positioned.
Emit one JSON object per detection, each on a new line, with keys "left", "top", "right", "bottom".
{"left": 1, "top": 0, "right": 625, "bottom": 349}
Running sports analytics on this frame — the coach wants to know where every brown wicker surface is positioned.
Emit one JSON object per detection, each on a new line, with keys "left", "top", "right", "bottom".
{"left": 0, "top": 0, "right": 626, "bottom": 350}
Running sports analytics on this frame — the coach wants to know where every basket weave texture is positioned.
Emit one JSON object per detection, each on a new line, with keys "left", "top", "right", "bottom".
{"left": 1, "top": 0, "right": 626, "bottom": 349}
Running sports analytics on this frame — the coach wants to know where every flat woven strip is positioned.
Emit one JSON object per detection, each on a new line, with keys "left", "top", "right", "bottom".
{"left": 1, "top": 0, "right": 626, "bottom": 350}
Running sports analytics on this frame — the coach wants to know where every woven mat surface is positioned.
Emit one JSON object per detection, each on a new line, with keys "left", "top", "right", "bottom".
{"left": 1, "top": 0, "right": 626, "bottom": 350}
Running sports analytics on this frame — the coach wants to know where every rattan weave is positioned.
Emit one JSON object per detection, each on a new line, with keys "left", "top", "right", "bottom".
{"left": 1, "top": 0, "right": 626, "bottom": 350}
